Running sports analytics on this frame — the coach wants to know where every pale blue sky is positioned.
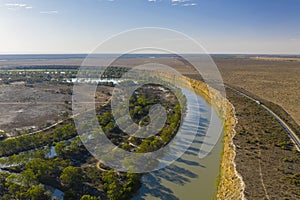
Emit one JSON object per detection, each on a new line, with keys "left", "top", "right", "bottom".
{"left": 0, "top": 0, "right": 299, "bottom": 54}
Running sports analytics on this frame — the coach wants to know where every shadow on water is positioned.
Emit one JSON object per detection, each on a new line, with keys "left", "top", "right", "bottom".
{"left": 184, "top": 150, "right": 198, "bottom": 156}
{"left": 191, "top": 139, "right": 204, "bottom": 145}
{"left": 134, "top": 132, "right": 208, "bottom": 200}
{"left": 198, "top": 117, "right": 210, "bottom": 127}
{"left": 186, "top": 146, "right": 201, "bottom": 153}
{"left": 134, "top": 162, "right": 201, "bottom": 200}
{"left": 134, "top": 173, "right": 180, "bottom": 200}
{"left": 156, "top": 164, "right": 198, "bottom": 185}
{"left": 176, "top": 157, "right": 200, "bottom": 167}
{"left": 198, "top": 107, "right": 208, "bottom": 113}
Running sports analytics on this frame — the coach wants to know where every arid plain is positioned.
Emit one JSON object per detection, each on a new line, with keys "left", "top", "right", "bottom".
{"left": 216, "top": 56, "right": 300, "bottom": 126}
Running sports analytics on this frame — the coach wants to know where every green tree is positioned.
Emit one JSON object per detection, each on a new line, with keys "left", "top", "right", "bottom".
{"left": 5, "top": 174, "right": 22, "bottom": 196}
{"left": 26, "top": 185, "right": 51, "bottom": 200}
{"left": 102, "top": 170, "right": 123, "bottom": 200}
{"left": 104, "top": 122, "right": 115, "bottom": 133}
{"left": 99, "top": 112, "right": 112, "bottom": 126}
{"left": 60, "top": 166, "right": 82, "bottom": 188}
{"left": 80, "top": 195, "right": 101, "bottom": 200}
{"left": 20, "top": 169, "right": 38, "bottom": 187}
{"left": 54, "top": 142, "right": 66, "bottom": 157}
{"left": 64, "top": 189, "right": 77, "bottom": 200}
{"left": 0, "top": 172, "right": 8, "bottom": 194}
{"left": 86, "top": 167, "right": 102, "bottom": 184}
{"left": 25, "top": 158, "right": 53, "bottom": 178}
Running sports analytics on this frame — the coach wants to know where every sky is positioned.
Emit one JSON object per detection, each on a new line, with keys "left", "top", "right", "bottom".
{"left": 0, "top": 0, "right": 300, "bottom": 54}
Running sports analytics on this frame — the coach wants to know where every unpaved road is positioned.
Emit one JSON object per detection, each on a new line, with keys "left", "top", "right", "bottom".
{"left": 226, "top": 85, "right": 300, "bottom": 151}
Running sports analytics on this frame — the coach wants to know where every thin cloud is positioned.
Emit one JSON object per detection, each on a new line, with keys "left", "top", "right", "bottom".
{"left": 148, "top": 0, "right": 164, "bottom": 3}
{"left": 5, "top": 3, "right": 27, "bottom": 7}
{"left": 5, "top": 3, "right": 32, "bottom": 10}
{"left": 171, "top": 0, "right": 197, "bottom": 7}
{"left": 40, "top": 10, "right": 59, "bottom": 14}
{"left": 183, "top": 3, "right": 197, "bottom": 6}
{"left": 171, "top": 0, "right": 189, "bottom": 3}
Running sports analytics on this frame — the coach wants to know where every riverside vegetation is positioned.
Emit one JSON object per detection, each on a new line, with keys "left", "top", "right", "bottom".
{"left": 0, "top": 67, "right": 185, "bottom": 199}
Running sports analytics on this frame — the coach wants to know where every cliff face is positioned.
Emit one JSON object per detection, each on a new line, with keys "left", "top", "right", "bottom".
{"left": 215, "top": 103, "right": 245, "bottom": 200}
{"left": 153, "top": 73, "right": 245, "bottom": 200}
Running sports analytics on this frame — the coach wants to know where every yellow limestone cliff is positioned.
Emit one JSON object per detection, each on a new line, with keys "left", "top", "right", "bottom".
{"left": 153, "top": 73, "right": 245, "bottom": 199}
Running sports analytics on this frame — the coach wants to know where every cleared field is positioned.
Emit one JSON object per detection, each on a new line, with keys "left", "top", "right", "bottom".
{"left": 0, "top": 83, "right": 71, "bottom": 135}
{"left": 0, "top": 81, "right": 112, "bottom": 136}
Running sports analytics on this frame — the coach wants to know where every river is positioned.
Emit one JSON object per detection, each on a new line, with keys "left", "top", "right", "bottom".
{"left": 133, "top": 88, "right": 223, "bottom": 200}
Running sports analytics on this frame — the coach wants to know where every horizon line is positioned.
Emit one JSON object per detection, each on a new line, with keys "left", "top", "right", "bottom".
{"left": 0, "top": 53, "right": 300, "bottom": 56}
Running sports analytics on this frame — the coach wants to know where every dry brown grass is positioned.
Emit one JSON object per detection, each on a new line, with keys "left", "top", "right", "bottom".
{"left": 249, "top": 56, "right": 300, "bottom": 62}
{"left": 215, "top": 57, "right": 300, "bottom": 126}
{"left": 226, "top": 88, "right": 300, "bottom": 199}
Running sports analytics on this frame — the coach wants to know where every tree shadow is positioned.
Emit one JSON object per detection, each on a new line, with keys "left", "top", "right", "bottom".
{"left": 156, "top": 164, "right": 198, "bottom": 185}
{"left": 176, "top": 157, "right": 200, "bottom": 166}
{"left": 133, "top": 99, "right": 214, "bottom": 199}
{"left": 133, "top": 173, "right": 179, "bottom": 200}
{"left": 184, "top": 150, "right": 198, "bottom": 156}
{"left": 134, "top": 148, "right": 207, "bottom": 199}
